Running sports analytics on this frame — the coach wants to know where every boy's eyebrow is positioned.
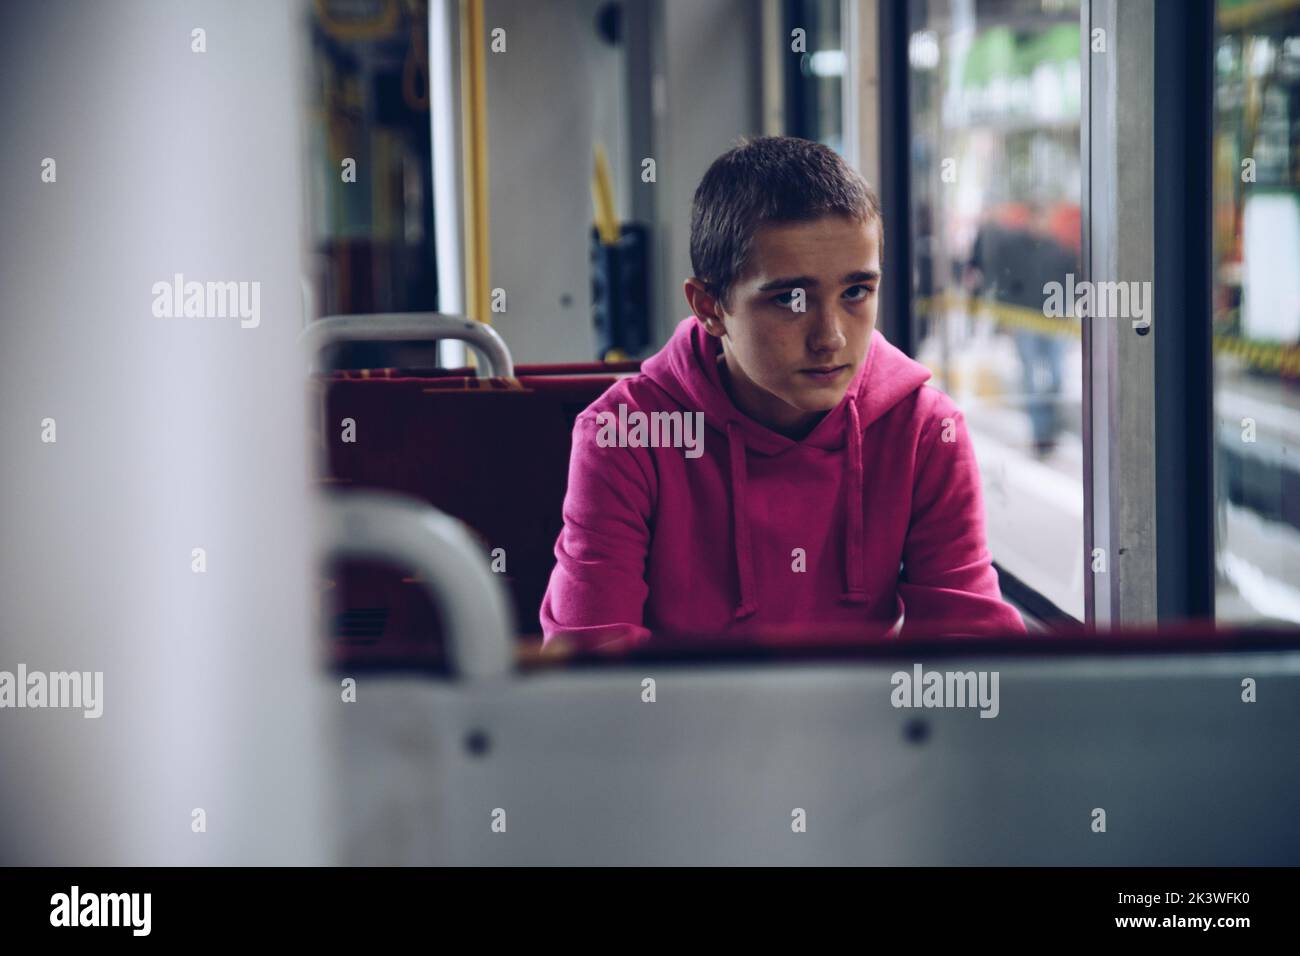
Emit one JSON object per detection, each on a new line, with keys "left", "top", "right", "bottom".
{"left": 757, "top": 275, "right": 815, "bottom": 291}
{"left": 756, "top": 270, "right": 881, "bottom": 292}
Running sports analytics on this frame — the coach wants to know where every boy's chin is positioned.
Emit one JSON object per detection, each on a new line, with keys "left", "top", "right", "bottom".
{"left": 789, "top": 386, "right": 849, "bottom": 412}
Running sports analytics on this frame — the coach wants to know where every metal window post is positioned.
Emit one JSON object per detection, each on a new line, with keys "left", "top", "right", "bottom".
{"left": 877, "top": 0, "right": 913, "bottom": 356}
{"left": 1083, "top": 0, "right": 1158, "bottom": 627}
{"left": 1083, "top": 0, "right": 1215, "bottom": 627}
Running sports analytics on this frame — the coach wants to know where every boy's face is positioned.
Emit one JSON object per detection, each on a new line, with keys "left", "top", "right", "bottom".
{"left": 686, "top": 214, "right": 881, "bottom": 436}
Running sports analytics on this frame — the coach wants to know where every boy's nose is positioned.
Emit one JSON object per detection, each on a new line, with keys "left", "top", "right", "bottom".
{"left": 807, "top": 312, "right": 848, "bottom": 354}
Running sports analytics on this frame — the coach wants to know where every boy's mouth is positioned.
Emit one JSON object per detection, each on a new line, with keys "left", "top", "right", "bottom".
{"left": 799, "top": 364, "right": 849, "bottom": 382}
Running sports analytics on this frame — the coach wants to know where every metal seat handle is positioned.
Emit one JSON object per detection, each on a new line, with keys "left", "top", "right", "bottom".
{"left": 302, "top": 313, "right": 515, "bottom": 378}
{"left": 319, "top": 490, "right": 515, "bottom": 679}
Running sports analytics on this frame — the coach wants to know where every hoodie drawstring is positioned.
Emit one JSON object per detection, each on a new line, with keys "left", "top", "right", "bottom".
{"left": 725, "top": 407, "right": 867, "bottom": 620}
{"left": 840, "top": 400, "right": 868, "bottom": 604}
{"left": 726, "top": 422, "right": 758, "bottom": 620}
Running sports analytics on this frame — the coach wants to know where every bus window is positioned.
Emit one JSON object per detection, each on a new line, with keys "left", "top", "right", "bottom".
{"left": 306, "top": 0, "right": 439, "bottom": 367}
{"left": 1212, "top": 1, "right": 1300, "bottom": 625}
{"left": 907, "top": 0, "right": 1085, "bottom": 620}
{"left": 782, "top": 0, "right": 846, "bottom": 152}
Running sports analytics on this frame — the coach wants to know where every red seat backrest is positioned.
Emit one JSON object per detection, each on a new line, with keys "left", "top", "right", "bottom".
{"left": 315, "top": 369, "right": 628, "bottom": 667}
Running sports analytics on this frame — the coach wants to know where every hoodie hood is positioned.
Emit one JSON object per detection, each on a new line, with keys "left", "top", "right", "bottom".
{"left": 640, "top": 317, "right": 933, "bottom": 621}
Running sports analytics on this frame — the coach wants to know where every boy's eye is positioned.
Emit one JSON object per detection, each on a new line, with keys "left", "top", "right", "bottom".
{"left": 843, "top": 284, "right": 876, "bottom": 302}
{"left": 771, "top": 290, "right": 801, "bottom": 309}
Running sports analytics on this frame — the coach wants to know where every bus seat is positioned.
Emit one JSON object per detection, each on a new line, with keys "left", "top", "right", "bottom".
{"left": 314, "top": 365, "right": 634, "bottom": 666}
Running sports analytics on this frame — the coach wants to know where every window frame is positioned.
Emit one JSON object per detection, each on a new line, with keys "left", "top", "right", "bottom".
{"left": 880, "top": 0, "right": 1218, "bottom": 628}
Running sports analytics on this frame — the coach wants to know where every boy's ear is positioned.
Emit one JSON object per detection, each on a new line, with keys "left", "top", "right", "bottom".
{"left": 684, "top": 277, "right": 727, "bottom": 337}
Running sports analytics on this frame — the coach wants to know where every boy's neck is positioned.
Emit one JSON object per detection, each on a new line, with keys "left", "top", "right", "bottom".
{"left": 716, "top": 349, "right": 827, "bottom": 441}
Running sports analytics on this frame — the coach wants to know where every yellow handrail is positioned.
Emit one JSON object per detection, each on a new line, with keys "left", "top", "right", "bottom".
{"left": 461, "top": 0, "right": 491, "bottom": 325}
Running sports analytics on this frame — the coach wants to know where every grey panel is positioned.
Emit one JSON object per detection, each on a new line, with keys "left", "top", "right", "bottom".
{"left": 340, "top": 653, "right": 1300, "bottom": 865}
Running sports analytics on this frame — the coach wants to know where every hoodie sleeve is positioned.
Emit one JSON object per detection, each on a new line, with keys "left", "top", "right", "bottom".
{"left": 898, "top": 404, "right": 1027, "bottom": 636}
{"left": 540, "top": 410, "right": 657, "bottom": 650}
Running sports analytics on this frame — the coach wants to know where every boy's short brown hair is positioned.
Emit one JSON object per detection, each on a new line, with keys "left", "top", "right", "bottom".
{"left": 689, "top": 135, "right": 882, "bottom": 310}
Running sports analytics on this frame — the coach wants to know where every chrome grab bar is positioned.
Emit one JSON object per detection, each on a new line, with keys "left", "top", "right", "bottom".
{"left": 318, "top": 490, "right": 514, "bottom": 679}
{"left": 302, "top": 313, "right": 515, "bottom": 378}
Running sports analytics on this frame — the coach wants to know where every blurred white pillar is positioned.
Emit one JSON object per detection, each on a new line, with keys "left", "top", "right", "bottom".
{"left": 0, "top": 0, "right": 332, "bottom": 864}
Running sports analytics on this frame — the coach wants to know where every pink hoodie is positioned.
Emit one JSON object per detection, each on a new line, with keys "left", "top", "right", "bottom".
{"left": 540, "top": 317, "right": 1025, "bottom": 647}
